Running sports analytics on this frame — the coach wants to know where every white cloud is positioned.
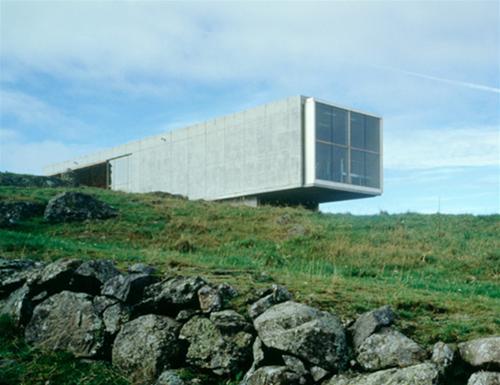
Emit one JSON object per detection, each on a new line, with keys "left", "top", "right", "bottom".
{"left": 385, "top": 125, "right": 499, "bottom": 169}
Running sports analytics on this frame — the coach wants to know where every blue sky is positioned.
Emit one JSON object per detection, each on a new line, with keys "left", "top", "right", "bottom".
{"left": 0, "top": 1, "right": 498, "bottom": 214}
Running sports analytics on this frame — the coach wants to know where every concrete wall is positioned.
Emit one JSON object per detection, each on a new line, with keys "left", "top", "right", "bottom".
{"left": 46, "top": 96, "right": 305, "bottom": 201}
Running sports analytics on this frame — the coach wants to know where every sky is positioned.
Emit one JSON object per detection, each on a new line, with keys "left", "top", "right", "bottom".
{"left": 0, "top": 1, "right": 499, "bottom": 215}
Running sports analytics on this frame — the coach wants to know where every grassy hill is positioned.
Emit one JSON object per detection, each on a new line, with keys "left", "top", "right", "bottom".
{"left": 1, "top": 185, "right": 499, "bottom": 384}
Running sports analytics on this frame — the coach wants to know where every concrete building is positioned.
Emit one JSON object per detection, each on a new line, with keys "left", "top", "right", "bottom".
{"left": 45, "top": 96, "right": 383, "bottom": 209}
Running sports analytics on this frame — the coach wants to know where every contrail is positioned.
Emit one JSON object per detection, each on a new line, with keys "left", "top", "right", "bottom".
{"left": 376, "top": 65, "right": 500, "bottom": 94}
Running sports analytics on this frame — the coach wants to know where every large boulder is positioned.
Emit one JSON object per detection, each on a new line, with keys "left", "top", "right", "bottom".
{"left": 459, "top": 337, "right": 500, "bottom": 369}
{"left": 0, "top": 258, "right": 44, "bottom": 297}
{"left": 44, "top": 192, "right": 117, "bottom": 223}
{"left": 28, "top": 258, "right": 82, "bottom": 296}
{"left": 0, "top": 201, "right": 45, "bottom": 227}
{"left": 101, "top": 273, "right": 157, "bottom": 304}
{"left": 356, "top": 327, "right": 427, "bottom": 371}
{"left": 323, "top": 362, "right": 440, "bottom": 385}
{"left": 25, "top": 291, "right": 105, "bottom": 358}
{"left": 179, "top": 314, "right": 254, "bottom": 375}
{"left": 351, "top": 305, "right": 395, "bottom": 350}
{"left": 253, "top": 301, "right": 346, "bottom": 371}
{"left": 467, "top": 371, "right": 500, "bottom": 385}
{"left": 112, "top": 314, "right": 182, "bottom": 384}
{"left": 137, "top": 276, "right": 207, "bottom": 314}
{"left": 248, "top": 285, "right": 292, "bottom": 319}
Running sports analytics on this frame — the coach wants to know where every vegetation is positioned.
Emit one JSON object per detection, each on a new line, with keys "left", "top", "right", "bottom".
{"left": 0, "top": 185, "right": 499, "bottom": 384}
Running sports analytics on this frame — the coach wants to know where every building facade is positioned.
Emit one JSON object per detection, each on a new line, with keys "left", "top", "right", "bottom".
{"left": 45, "top": 96, "right": 383, "bottom": 208}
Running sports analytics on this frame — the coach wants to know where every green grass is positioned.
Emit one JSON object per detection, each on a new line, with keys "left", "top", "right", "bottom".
{"left": 0, "top": 185, "right": 499, "bottom": 384}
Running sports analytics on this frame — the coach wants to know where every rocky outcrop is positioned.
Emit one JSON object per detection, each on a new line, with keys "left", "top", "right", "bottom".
{"left": 112, "top": 314, "right": 183, "bottom": 384}
{"left": 0, "top": 171, "right": 76, "bottom": 187}
{"left": 0, "top": 201, "right": 45, "bottom": 227}
{"left": 25, "top": 291, "right": 105, "bottom": 358}
{"left": 2, "top": 256, "right": 499, "bottom": 385}
{"left": 44, "top": 192, "right": 118, "bottom": 223}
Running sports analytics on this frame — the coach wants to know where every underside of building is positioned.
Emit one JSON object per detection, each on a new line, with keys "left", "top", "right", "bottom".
{"left": 45, "top": 96, "right": 383, "bottom": 208}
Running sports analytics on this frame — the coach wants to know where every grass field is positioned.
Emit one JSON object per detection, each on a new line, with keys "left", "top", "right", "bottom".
{"left": 1, "top": 185, "right": 499, "bottom": 384}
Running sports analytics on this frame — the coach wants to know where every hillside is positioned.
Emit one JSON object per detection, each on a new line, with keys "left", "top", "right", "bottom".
{"left": 1, "top": 184, "right": 499, "bottom": 384}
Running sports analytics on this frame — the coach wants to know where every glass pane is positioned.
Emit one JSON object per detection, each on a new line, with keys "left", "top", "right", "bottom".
{"left": 350, "top": 112, "right": 365, "bottom": 149}
{"left": 365, "top": 152, "right": 380, "bottom": 188}
{"left": 316, "top": 141, "right": 332, "bottom": 181}
{"left": 332, "top": 107, "right": 347, "bottom": 145}
{"left": 350, "top": 149, "right": 365, "bottom": 186}
{"left": 316, "top": 103, "right": 332, "bottom": 142}
{"left": 365, "top": 116, "right": 380, "bottom": 152}
{"left": 332, "top": 145, "right": 348, "bottom": 183}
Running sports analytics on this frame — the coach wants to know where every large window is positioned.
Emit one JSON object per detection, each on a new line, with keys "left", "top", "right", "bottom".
{"left": 315, "top": 102, "right": 380, "bottom": 189}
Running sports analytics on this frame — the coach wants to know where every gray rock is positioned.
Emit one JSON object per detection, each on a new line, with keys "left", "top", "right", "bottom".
{"left": 128, "top": 263, "right": 157, "bottom": 275}
{"left": 102, "top": 302, "right": 131, "bottom": 335}
{"left": 351, "top": 305, "right": 395, "bottom": 350}
{"left": 282, "top": 355, "right": 307, "bottom": 376}
{"left": 101, "top": 273, "right": 157, "bottom": 303}
{"left": 356, "top": 327, "right": 427, "bottom": 371}
{"left": 210, "top": 310, "right": 252, "bottom": 333}
{"left": 92, "top": 295, "right": 119, "bottom": 314}
{"left": 310, "top": 366, "right": 330, "bottom": 382}
{"left": 112, "top": 314, "right": 182, "bottom": 384}
{"left": 0, "top": 258, "right": 44, "bottom": 297}
{"left": 25, "top": 291, "right": 105, "bottom": 358}
{"left": 138, "top": 275, "right": 207, "bottom": 314}
{"left": 459, "top": 337, "right": 500, "bottom": 369}
{"left": 72, "top": 260, "right": 120, "bottom": 295}
{"left": 0, "top": 284, "right": 32, "bottom": 327}
{"left": 248, "top": 284, "right": 292, "bottom": 319}
{"left": 198, "top": 285, "right": 222, "bottom": 313}
{"left": 156, "top": 370, "right": 185, "bottom": 385}
{"left": 179, "top": 315, "right": 254, "bottom": 376}
{"left": 175, "top": 309, "right": 200, "bottom": 322}
{"left": 252, "top": 337, "right": 265, "bottom": 368}
{"left": 431, "top": 341, "right": 455, "bottom": 373}
{"left": 323, "top": 362, "right": 440, "bottom": 385}
{"left": 29, "top": 258, "right": 82, "bottom": 296}
{"left": 44, "top": 192, "right": 117, "bottom": 223}
{"left": 0, "top": 201, "right": 45, "bottom": 227}
{"left": 254, "top": 301, "right": 346, "bottom": 371}
{"left": 0, "top": 172, "right": 75, "bottom": 188}
{"left": 244, "top": 366, "right": 305, "bottom": 385}
{"left": 468, "top": 371, "right": 500, "bottom": 385}
{"left": 217, "top": 283, "right": 238, "bottom": 302}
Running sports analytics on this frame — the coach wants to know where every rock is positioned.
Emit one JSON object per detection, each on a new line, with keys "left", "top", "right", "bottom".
{"left": 217, "top": 283, "right": 238, "bottom": 302}
{"left": 252, "top": 337, "right": 266, "bottom": 368}
{"left": 0, "top": 258, "right": 44, "bottom": 297}
{"left": 253, "top": 301, "right": 346, "bottom": 371}
{"left": 71, "top": 260, "right": 121, "bottom": 295}
{"left": 0, "top": 172, "right": 75, "bottom": 188}
{"left": 29, "top": 259, "right": 82, "bottom": 296}
{"left": 282, "top": 355, "right": 307, "bottom": 376}
{"left": 112, "top": 314, "right": 182, "bottom": 384}
{"left": 198, "top": 285, "right": 222, "bottom": 313}
{"left": 101, "top": 273, "right": 157, "bottom": 303}
{"left": 138, "top": 276, "right": 207, "bottom": 314}
{"left": 351, "top": 305, "right": 395, "bottom": 350}
{"left": 179, "top": 315, "right": 254, "bottom": 376}
{"left": 0, "top": 201, "right": 45, "bottom": 227}
{"left": 102, "top": 302, "right": 131, "bottom": 335}
{"left": 209, "top": 310, "right": 252, "bottom": 334}
{"left": 431, "top": 341, "right": 455, "bottom": 374}
{"left": 44, "top": 192, "right": 117, "bottom": 223}
{"left": 128, "top": 263, "right": 157, "bottom": 275}
{"left": 25, "top": 291, "right": 105, "bottom": 358}
{"left": 0, "top": 285, "right": 32, "bottom": 327}
{"left": 323, "top": 362, "right": 440, "bottom": 385}
{"left": 175, "top": 309, "right": 200, "bottom": 322}
{"left": 468, "top": 371, "right": 500, "bottom": 385}
{"left": 310, "top": 366, "right": 330, "bottom": 382}
{"left": 459, "top": 337, "right": 500, "bottom": 369}
{"left": 248, "top": 285, "right": 292, "bottom": 319}
{"left": 244, "top": 366, "right": 305, "bottom": 385}
{"left": 156, "top": 370, "right": 185, "bottom": 385}
{"left": 356, "top": 327, "right": 427, "bottom": 371}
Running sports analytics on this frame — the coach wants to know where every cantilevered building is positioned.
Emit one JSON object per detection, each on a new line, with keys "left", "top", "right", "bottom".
{"left": 45, "top": 96, "right": 383, "bottom": 209}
